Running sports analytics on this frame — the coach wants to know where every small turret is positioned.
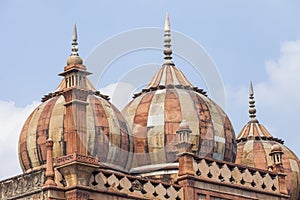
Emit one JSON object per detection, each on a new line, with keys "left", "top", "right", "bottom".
{"left": 175, "top": 120, "right": 193, "bottom": 154}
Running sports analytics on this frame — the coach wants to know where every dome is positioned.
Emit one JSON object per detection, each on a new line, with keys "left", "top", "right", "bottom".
{"left": 122, "top": 65, "right": 236, "bottom": 168}
{"left": 235, "top": 82, "right": 300, "bottom": 199}
{"left": 122, "top": 16, "right": 236, "bottom": 169}
{"left": 18, "top": 25, "right": 133, "bottom": 172}
{"left": 19, "top": 90, "right": 132, "bottom": 172}
{"left": 179, "top": 119, "right": 189, "bottom": 130}
{"left": 271, "top": 144, "right": 283, "bottom": 153}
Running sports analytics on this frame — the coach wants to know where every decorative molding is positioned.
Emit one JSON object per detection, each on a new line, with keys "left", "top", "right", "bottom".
{"left": 65, "top": 189, "right": 90, "bottom": 200}
{"left": 56, "top": 153, "right": 98, "bottom": 166}
{"left": 0, "top": 170, "right": 44, "bottom": 199}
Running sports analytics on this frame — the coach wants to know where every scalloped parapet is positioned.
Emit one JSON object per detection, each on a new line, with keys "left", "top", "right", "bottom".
{"left": 191, "top": 157, "right": 288, "bottom": 196}
{"left": 89, "top": 169, "right": 183, "bottom": 200}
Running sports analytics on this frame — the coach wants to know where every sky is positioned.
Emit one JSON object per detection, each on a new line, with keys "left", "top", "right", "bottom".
{"left": 0, "top": 0, "right": 300, "bottom": 180}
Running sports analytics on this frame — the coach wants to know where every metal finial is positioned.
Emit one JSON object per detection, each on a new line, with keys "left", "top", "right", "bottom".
{"left": 71, "top": 23, "right": 79, "bottom": 56}
{"left": 66, "top": 23, "right": 83, "bottom": 65}
{"left": 249, "top": 81, "right": 258, "bottom": 123}
{"left": 163, "top": 12, "right": 174, "bottom": 65}
{"left": 250, "top": 80, "right": 254, "bottom": 96}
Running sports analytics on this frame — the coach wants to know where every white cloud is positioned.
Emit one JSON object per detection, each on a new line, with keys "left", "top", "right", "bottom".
{"left": 256, "top": 39, "right": 300, "bottom": 107}
{"left": 100, "top": 82, "right": 137, "bottom": 110}
{"left": 227, "top": 39, "right": 300, "bottom": 158}
{"left": 0, "top": 100, "right": 39, "bottom": 180}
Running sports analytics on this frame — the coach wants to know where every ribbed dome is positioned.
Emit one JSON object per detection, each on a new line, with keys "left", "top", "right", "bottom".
{"left": 236, "top": 123, "right": 300, "bottom": 199}
{"left": 235, "top": 82, "right": 300, "bottom": 200}
{"left": 19, "top": 91, "right": 132, "bottom": 172}
{"left": 123, "top": 65, "right": 237, "bottom": 170}
{"left": 18, "top": 25, "right": 133, "bottom": 172}
{"left": 122, "top": 15, "right": 236, "bottom": 169}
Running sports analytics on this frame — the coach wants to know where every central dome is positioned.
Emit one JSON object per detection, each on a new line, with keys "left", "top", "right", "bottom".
{"left": 122, "top": 15, "right": 236, "bottom": 168}
{"left": 122, "top": 66, "right": 236, "bottom": 168}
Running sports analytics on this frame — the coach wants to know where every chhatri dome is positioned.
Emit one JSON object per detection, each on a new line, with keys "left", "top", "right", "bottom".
{"left": 18, "top": 25, "right": 133, "bottom": 172}
{"left": 235, "top": 81, "right": 300, "bottom": 200}
{"left": 122, "top": 13, "right": 237, "bottom": 169}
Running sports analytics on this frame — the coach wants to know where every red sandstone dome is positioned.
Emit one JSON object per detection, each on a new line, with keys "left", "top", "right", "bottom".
{"left": 122, "top": 15, "right": 237, "bottom": 169}
{"left": 18, "top": 25, "right": 133, "bottom": 172}
{"left": 235, "top": 82, "right": 300, "bottom": 200}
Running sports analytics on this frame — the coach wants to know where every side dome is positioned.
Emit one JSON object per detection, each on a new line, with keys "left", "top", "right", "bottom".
{"left": 235, "top": 82, "right": 300, "bottom": 200}
{"left": 18, "top": 25, "right": 133, "bottom": 172}
{"left": 122, "top": 16, "right": 236, "bottom": 169}
{"left": 19, "top": 92, "right": 132, "bottom": 172}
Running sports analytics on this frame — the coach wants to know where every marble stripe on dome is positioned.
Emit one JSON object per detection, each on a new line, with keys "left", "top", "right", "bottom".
{"left": 173, "top": 67, "right": 193, "bottom": 86}
{"left": 147, "top": 89, "right": 166, "bottom": 164}
{"left": 236, "top": 125, "right": 247, "bottom": 140}
{"left": 36, "top": 97, "right": 58, "bottom": 165}
{"left": 164, "top": 89, "right": 182, "bottom": 162}
{"left": 177, "top": 89, "right": 199, "bottom": 148}
{"left": 255, "top": 123, "right": 264, "bottom": 138}
{"left": 253, "top": 140, "right": 268, "bottom": 169}
{"left": 101, "top": 99, "right": 121, "bottom": 165}
{"left": 26, "top": 100, "right": 48, "bottom": 168}
{"left": 91, "top": 96, "right": 110, "bottom": 162}
{"left": 261, "top": 141, "right": 273, "bottom": 168}
{"left": 260, "top": 125, "right": 273, "bottom": 138}
{"left": 165, "top": 66, "right": 174, "bottom": 86}
{"left": 85, "top": 96, "right": 96, "bottom": 156}
{"left": 48, "top": 95, "right": 65, "bottom": 159}
{"left": 202, "top": 96, "right": 225, "bottom": 160}
{"left": 170, "top": 66, "right": 180, "bottom": 85}
{"left": 160, "top": 66, "right": 167, "bottom": 86}
{"left": 132, "top": 92, "right": 154, "bottom": 166}
{"left": 111, "top": 103, "right": 131, "bottom": 168}
{"left": 19, "top": 111, "right": 35, "bottom": 170}
{"left": 241, "top": 139, "right": 254, "bottom": 167}
{"left": 123, "top": 95, "right": 143, "bottom": 128}
{"left": 248, "top": 123, "right": 254, "bottom": 138}
{"left": 146, "top": 66, "right": 163, "bottom": 88}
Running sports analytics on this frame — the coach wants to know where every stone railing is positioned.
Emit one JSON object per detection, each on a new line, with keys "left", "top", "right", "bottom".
{"left": 193, "top": 157, "right": 280, "bottom": 193}
{"left": 90, "top": 169, "right": 183, "bottom": 199}
{"left": 0, "top": 169, "right": 44, "bottom": 199}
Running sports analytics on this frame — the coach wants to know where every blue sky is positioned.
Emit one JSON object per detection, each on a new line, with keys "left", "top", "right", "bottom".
{"left": 0, "top": 1, "right": 300, "bottom": 179}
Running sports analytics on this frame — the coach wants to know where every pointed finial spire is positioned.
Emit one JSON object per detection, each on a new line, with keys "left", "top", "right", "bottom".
{"left": 164, "top": 12, "right": 170, "bottom": 31}
{"left": 163, "top": 12, "right": 174, "bottom": 65}
{"left": 249, "top": 81, "right": 258, "bottom": 123}
{"left": 71, "top": 23, "right": 79, "bottom": 56}
{"left": 67, "top": 23, "right": 83, "bottom": 65}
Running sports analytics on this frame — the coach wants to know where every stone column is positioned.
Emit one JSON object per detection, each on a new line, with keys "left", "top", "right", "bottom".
{"left": 45, "top": 138, "right": 56, "bottom": 186}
